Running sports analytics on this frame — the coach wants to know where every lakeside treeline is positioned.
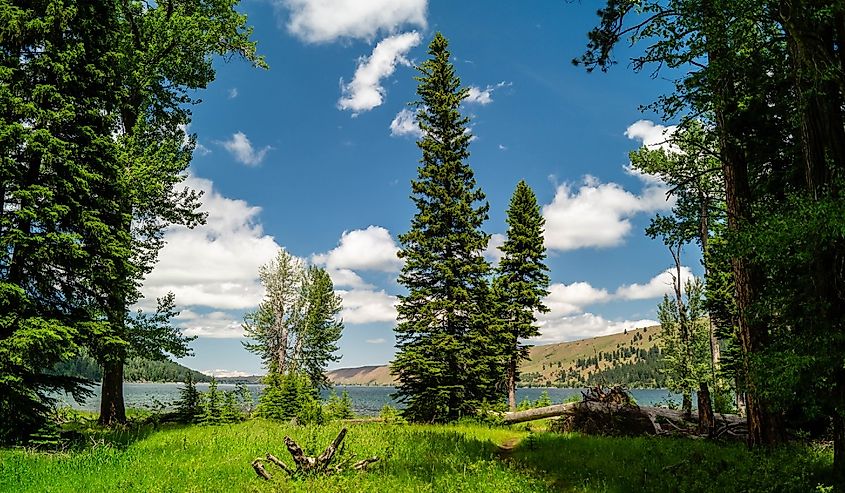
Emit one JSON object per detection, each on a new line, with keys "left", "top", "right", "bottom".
{"left": 52, "top": 353, "right": 211, "bottom": 383}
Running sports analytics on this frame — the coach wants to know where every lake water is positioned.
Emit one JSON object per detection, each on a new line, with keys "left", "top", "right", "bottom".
{"left": 57, "top": 383, "right": 682, "bottom": 416}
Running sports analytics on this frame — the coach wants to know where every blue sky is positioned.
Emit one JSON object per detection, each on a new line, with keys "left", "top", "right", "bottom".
{"left": 139, "top": 0, "right": 701, "bottom": 377}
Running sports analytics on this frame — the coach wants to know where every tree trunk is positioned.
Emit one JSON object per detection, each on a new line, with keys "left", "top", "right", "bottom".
{"left": 99, "top": 359, "right": 126, "bottom": 425}
{"left": 507, "top": 353, "right": 517, "bottom": 412}
{"left": 698, "top": 381, "right": 715, "bottom": 436}
{"left": 682, "top": 392, "right": 692, "bottom": 420}
{"left": 698, "top": 194, "right": 721, "bottom": 385}
{"left": 835, "top": 412, "right": 845, "bottom": 490}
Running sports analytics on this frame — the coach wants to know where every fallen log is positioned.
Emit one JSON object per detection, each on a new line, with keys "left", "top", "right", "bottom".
{"left": 252, "top": 428, "right": 379, "bottom": 481}
{"left": 503, "top": 400, "right": 746, "bottom": 439}
{"left": 501, "top": 403, "right": 579, "bottom": 424}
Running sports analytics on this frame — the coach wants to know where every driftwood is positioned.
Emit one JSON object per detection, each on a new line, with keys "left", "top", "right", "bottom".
{"left": 252, "top": 428, "right": 380, "bottom": 481}
{"left": 502, "top": 387, "right": 746, "bottom": 440}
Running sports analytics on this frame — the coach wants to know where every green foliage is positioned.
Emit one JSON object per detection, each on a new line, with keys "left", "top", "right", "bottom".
{"left": 656, "top": 280, "right": 713, "bottom": 402}
{"left": 256, "top": 372, "right": 323, "bottom": 424}
{"left": 324, "top": 390, "right": 354, "bottom": 420}
{"left": 176, "top": 375, "right": 202, "bottom": 424}
{"left": 535, "top": 390, "right": 552, "bottom": 408}
{"left": 52, "top": 350, "right": 210, "bottom": 383}
{"left": 392, "top": 33, "right": 496, "bottom": 423}
{"left": 379, "top": 405, "right": 407, "bottom": 424}
{"left": 516, "top": 391, "right": 553, "bottom": 411}
{"left": 198, "top": 379, "right": 224, "bottom": 426}
{"left": 493, "top": 180, "right": 550, "bottom": 404}
{"left": 243, "top": 251, "right": 343, "bottom": 390}
{"left": 0, "top": 0, "right": 116, "bottom": 442}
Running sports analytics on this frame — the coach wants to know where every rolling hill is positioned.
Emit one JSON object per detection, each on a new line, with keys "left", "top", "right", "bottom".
{"left": 327, "top": 325, "right": 666, "bottom": 388}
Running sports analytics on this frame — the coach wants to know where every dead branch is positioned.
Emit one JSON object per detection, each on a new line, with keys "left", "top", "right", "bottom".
{"left": 253, "top": 428, "right": 377, "bottom": 481}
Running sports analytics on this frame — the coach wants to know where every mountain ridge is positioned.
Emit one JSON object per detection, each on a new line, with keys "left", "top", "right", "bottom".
{"left": 328, "top": 325, "right": 665, "bottom": 387}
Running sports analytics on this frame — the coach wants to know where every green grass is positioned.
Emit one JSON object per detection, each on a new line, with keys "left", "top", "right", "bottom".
{"left": 0, "top": 419, "right": 835, "bottom": 492}
{"left": 0, "top": 420, "right": 543, "bottom": 493}
{"left": 510, "top": 432, "right": 833, "bottom": 493}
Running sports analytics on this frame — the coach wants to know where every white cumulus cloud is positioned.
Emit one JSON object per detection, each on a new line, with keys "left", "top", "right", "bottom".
{"left": 543, "top": 282, "right": 611, "bottom": 316}
{"left": 221, "top": 131, "right": 272, "bottom": 166}
{"left": 338, "top": 289, "right": 398, "bottom": 324}
{"left": 389, "top": 108, "right": 422, "bottom": 137}
{"left": 278, "top": 0, "right": 427, "bottom": 44}
{"left": 338, "top": 32, "right": 421, "bottom": 113}
{"left": 177, "top": 310, "right": 245, "bottom": 339}
{"left": 312, "top": 225, "right": 402, "bottom": 273}
{"left": 366, "top": 338, "right": 387, "bottom": 344}
{"left": 542, "top": 175, "right": 672, "bottom": 251}
{"left": 465, "top": 85, "right": 494, "bottom": 105}
{"left": 325, "top": 268, "right": 374, "bottom": 290}
{"left": 141, "top": 175, "right": 280, "bottom": 311}
{"left": 483, "top": 233, "right": 506, "bottom": 265}
{"left": 625, "top": 120, "right": 678, "bottom": 152}
{"left": 534, "top": 313, "right": 657, "bottom": 344}
{"left": 616, "top": 266, "right": 694, "bottom": 300}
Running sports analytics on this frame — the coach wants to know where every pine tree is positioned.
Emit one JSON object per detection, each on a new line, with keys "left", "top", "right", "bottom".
{"left": 391, "top": 33, "right": 494, "bottom": 422}
{"left": 492, "top": 181, "right": 550, "bottom": 411}
{"left": 0, "top": 0, "right": 124, "bottom": 442}
{"left": 199, "top": 378, "right": 223, "bottom": 426}
{"left": 176, "top": 374, "right": 202, "bottom": 424}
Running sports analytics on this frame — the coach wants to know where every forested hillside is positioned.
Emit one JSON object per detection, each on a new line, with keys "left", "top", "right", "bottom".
{"left": 520, "top": 326, "right": 665, "bottom": 388}
{"left": 328, "top": 326, "right": 665, "bottom": 388}
{"left": 52, "top": 354, "right": 210, "bottom": 383}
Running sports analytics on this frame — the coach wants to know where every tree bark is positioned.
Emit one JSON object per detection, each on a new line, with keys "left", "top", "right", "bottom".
{"left": 98, "top": 359, "right": 126, "bottom": 425}
{"left": 835, "top": 410, "right": 845, "bottom": 489}
{"left": 507, "top": 353, "right": 517, "bottom": 412}
{"left": 698, "top": 381, "right": 715, "bottom": 436}
{"left": 707, "top": 25, "right": 783, "bottom": 446}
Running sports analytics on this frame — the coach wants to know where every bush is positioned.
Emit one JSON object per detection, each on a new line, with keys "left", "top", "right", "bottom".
{"left": 324, "top": 390, "right": 354, "bottom": 420}
{"left": 256, "top": 372, "right": 323, "bottom": 424}
{"left": 379, "top": 405, "right": 407, "bottom": 424}
{"left": 176, "top": 374, "right": 202, "bottom": 424}
{"left": 535, "top": 390, "right": 552, "bottom": 407}
{"left": 198, "top": 378, "right": 223, "bottom": 425}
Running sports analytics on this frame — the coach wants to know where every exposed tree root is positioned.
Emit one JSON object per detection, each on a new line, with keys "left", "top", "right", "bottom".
{"left": 252, "top": 428, "right": 380, "bottom": 481}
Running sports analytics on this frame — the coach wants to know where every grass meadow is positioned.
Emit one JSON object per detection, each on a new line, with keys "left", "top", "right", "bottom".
{"left": 0, "top": 419, "right": 835, "bottom": 492}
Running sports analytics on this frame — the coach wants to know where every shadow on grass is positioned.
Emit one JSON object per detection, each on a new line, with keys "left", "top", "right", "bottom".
{"left": 59, "top": 417, "right": 190, "bottom": 451}
{"left": 507, "top": 432, "right": 834, "bottom": 493}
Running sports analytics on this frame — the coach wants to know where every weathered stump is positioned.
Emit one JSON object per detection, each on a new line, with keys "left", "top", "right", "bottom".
{"left": 251, "top": 428, "right": 380, "bottom": 481}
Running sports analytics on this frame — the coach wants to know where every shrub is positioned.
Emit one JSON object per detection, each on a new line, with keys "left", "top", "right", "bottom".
{"left": 379, "top": 405, "right": 407, "bottom": 424}
{"left": 256, "top": 372, "right": 323, "bottom": 424}
{"left": 176, "top": 374, "right": 202, "bottom": 424}
{"left": 325, "top": 390, "right": 354, "bottom": 420}
{"left": 198, "top": 378, "right": 223, "bottom": 426}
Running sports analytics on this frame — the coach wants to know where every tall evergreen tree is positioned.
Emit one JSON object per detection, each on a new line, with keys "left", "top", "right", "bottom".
{"left": 0, "top": 0, "right": 123, "bottom": 442}
{"left": 493, "top": 181, "right": 550, "bottom": 412}
{"left": 391, "top": 33, "right": 494, "bottom": 422}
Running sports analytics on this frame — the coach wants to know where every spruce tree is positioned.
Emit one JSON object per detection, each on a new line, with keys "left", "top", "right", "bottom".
{"left": 493, "top": 181, "right": 550, "bottom": 411}
{"left": 391, "top": 33, "right": 494, "bottom": 422}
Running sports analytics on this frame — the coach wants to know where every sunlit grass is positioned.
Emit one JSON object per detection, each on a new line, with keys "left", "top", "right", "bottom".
{"left": 0, "top": 419, "right": 834, "bottom": 492}
{"left": 0, "top": 420, "right": 545, "bottom": 493}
